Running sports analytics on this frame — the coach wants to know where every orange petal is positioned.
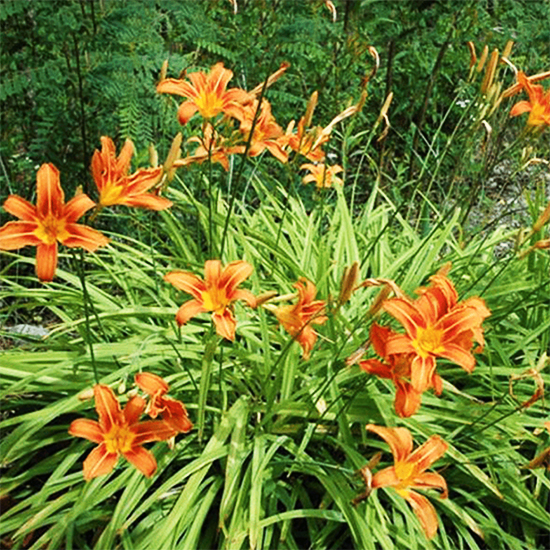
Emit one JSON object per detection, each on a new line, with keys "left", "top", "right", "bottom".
{"left": 410, "top": 355, "right": 437, "bottom": 393}
{"left": 371, "top": 465, "right": 400, "bottom": 489}
{"left": 36, "top": 163, "right": 64, "bottom": 218}
{"left": 63, "top": 224, "right": 110, "bottom": 251}
{"left": 394, "top": 381, "right": 423, "bottom": 418}
{"left": 212, "top": 309, "right": 237, "bottom": 341}
{"left": 510, "top": 100, "right": 533, "bottom": 117}
{"left": 82, "top": 443, "right": 119, "bottom": 480}
{"left": 116, "top": 138, "right": 134, "bottom": 174}
{"left": 221, "top": 260, "right": 253, "bottom": 295}
{"left": 123, "top": 395, "right": 146, "bottom": 425}
{"left": 123, "top": 446, "right": 157, "bottom": 477}
{"left": 135, "top": 372, "right": 169, "bottom": 396}
{"left": 63, "top": 194, "right": 96, "bottom": 222}
{"left": 408, "top": 435, "right": 448, "bottom": 472}
{"left": 412, "top": 472, "right": 448, "bottom": 498}
{"left": 366, "top": 424, "right": 413, "bottom": 462}
{"left": 163, "top": 398, "right": 193, "bottom": 433}
{"left": 68, "top": 419, "right": 104, "bottom": 443}
{"left": 385, "top": 332, "right": 415, "bottom": 355}
{"left": 178, "top": 101, "right": 199, "bottom": 125}
{"left": 403, "top": 490, "right": 440, "bottom": 539}
{"left": 204, "top": 260, "right": 222, "bottom": 286}
{"left": 164, "top": 271, "right": 206, "bottom": 299}
{"left": 296, "top": 325, "right": 318, "bottom": 359}
{"left": 121, "top": 194, "right": 173, "bottom": 211}
{"left": 132, "top": 420, "right": 176, "bottom": 445}
{"left": 157, "top": 78, "right": 198, "bottom": 99}
{"left": 124, "top": 168, "right": 163, "bottom": 195}
{"left": 175, "top": 299, "right": 206, "bottom": 325}
{"left": 383, "top": 298, "right": 424, "bottom": 337}
{"left": 0, "top": 221, "right": 41, "bottom": 250}
{"left": 369, "top": 323, "right": 393, "bottom": 358}
{"left": 232, "top": 288, "right": 257, "bottom": 308}
{"left": 94, "top": 384, "right": 123, "bottom": 432}
{"left": 358, "top": 358, "right": 393, "bottom": 379}
{"left": 35, "top": 242, "right": 58, "bottom": 282}
{"left": 438, "top": 343, "right": 476, "bottom": 373}
{"left": 2, "top": 195, "right": 37, "bottom": 221}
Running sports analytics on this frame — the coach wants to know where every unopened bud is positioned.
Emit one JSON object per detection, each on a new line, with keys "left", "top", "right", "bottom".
{"left": 338, "top": 262, "right": 359, "bottom": 305}
{"left": 78, "top": 388, "right": 94, "bottom": 401}
{"left": 533, "top": 201, "right": 550, "bottom": 233}
{"left": 164, "top": 132, "right": 183, "bottom": 174}
{"left": 467, "top": 41, "right": 477, "bottom": 70}
{"left": 160, "top": 59, "right": 168, "bottom": 82}
{"left": 304, "top": 91, "right": 318, "bottom": 128}
{"left": 481, "top": 49, "right": 499, "bottom": 94}
{"left": 476, "top": 45, "right": 489, "bottom": 73}
{"left": 501, "top": 40, "right": 514, "bottom": 62}
{"left": 149, "top": 143, "right": 159, "bottom": 168}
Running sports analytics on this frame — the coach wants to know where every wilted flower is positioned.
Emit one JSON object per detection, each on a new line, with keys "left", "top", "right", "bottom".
{"left": 135, "top": 372, "right": 193, "bottom": 434}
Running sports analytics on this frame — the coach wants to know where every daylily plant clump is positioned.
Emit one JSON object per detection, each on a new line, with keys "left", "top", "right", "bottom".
{"left": 1, "top": 51, "right": 549, "bottom": 545}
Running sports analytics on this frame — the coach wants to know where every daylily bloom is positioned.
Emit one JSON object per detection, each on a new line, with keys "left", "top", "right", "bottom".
{"left": 157, "top": 62, "right": 251, "bottom": 124}
{"left": 359, "top": 324, "right": 443, "bottom": 417}
{"left": 301, "top": 163, "right": 343, "bottom": 188}
{"left": 174, "top": 124, "right": 244, "bottom": 171}
{"left": 273, "top": 278, "right": 327, "bottom": 359}
{"left": 381, "top": 272, "right": 490, "bottom": 393}
{"left": 509, "top": 71, "right": 550, "bottom": 127}
{"left": 283, "top": 120, "right": 328, "bottom": 162}
{"left": 164, "top": 259, "right": 257, "bottom": 341}
{"left": 69, "top": 384, "right": 176, "bottom": 480}
{"left": 135, "top": 372, "right": 193, "bottom": 433}
{"left": 0, "top": 163, "right": 109, "bottom": 282}
{"left": 91, "top": 137, "right": 171, "bottom": 210}
{"left": 366, "top": 424, "right": 448, "bottom": 539}
{"left": 238, "top": 99, "right": 288, "bottom": 163}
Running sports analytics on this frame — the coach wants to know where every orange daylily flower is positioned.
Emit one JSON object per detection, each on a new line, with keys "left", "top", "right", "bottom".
{"left": 0, "top": 163, "right": 109, "bottom": 282}
{"left": 359, "top": 324, "right": 443, "bottom": 418}
{"left": 509, "top": 71, "right": 550, "bottom": 127}
{"left": 366, "top": 424, "right": 448, "bottom": 539}
{"left": 274, "top": 278, "right": 328, "bottom": 359}
{"left": 135, "top": 372, "right": 193, "bottom": 434}
{"left": 283, "top": 120, "right": 327, "bottom": 162}
{"left": 238, "top": 99, "right": 288, "bottom": 163}
{"left": 174, "top": 124, "right": 245, "bottom": 171}
{"left": 156, "top": 62, "right": 251, "bottom": 124}
{"left": 91, "top": 137, "right": 171, "bottom": 210}
{"left": 164, "top": 259, "right": 257, "bottom": 341}
{"left": 301, "top": 163, "right": 343, "bottom": 188}
{"left": 382, "top": 272, "right": 490, "bottom": 393}
{"left": 69, "top": 384, "right": 176, "bottom": 480}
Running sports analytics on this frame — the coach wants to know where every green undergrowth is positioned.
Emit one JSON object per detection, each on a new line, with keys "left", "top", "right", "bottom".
{"left": 1, "top": 170, "right": 549, "bottom": 549}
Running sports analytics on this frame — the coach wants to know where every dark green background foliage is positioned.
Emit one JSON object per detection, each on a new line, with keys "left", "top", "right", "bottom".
{"left": 1, "top": 0, "right": 549, "bottom": 201}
